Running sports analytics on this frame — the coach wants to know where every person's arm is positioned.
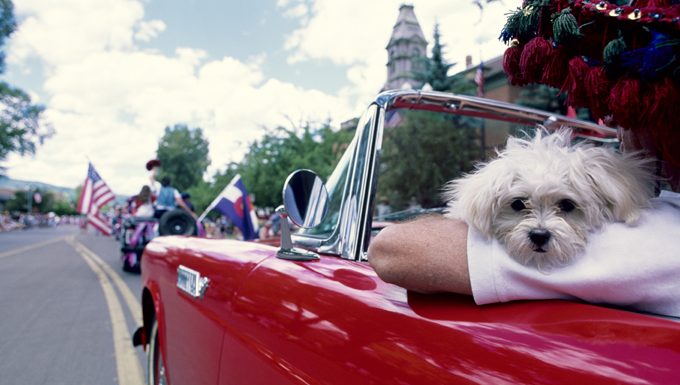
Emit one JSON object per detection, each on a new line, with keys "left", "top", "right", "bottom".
{"left": 368, "top": 215, "right": 472, "bottom": 295}
{"left": 173, "top": 190, "right": 197, "bottom": 218}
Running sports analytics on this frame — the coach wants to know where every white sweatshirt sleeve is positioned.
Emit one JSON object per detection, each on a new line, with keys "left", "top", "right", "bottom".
{"left": 467, "top": 191, "right": 680, "bottom": 318}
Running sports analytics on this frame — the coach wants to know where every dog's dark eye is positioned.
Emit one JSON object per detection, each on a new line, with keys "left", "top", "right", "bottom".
{"left": 558, "top": 199, "right": 576, "bottom": 213}
{"left": 511, "top": 199, "right": 526, "bottom": 211}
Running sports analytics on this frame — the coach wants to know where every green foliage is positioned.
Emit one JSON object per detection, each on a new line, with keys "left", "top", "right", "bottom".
{"left": 377, "top": 110, "right": 481, "bottom": 209}
{"left": 156, "top": 124, "right": 210, "bottom": 191}
{"left": 415, "top": 24, "right": 455, "bottom": 92}
{"left": 186, "top": 163, "right": 239, "bottom": 217}
{"left": 236, "top": 122, "right": 353, "bottom": 209}
{"left": 0, "top": 82, "right": 51, "bottom": 160}
{"left": 4, "top": 188, "right": 75, "bottom": 214}
{"left": 160, "top": 120, "right": 352, "bottom": 217}
{"left": 516, "top": 84, "right": 564, "bottom": 114}
{"left": 0, "top": 0, "right": 16, "bottom": 73}
{"left": 51, "top": 199, "right": 77, "bottom": 216}
{"left": 4, "top": 190, "right": 27, "bottom": 212}
{"left": 187, "top": 176, "right": 231, "bottom": 215}
{"left": 415, "top": 23, "right": 476, "bottom": 95}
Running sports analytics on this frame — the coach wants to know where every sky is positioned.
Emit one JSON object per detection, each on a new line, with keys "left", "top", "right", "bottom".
{"left": 3, "top": 0, "right": 519, "bottom": 196}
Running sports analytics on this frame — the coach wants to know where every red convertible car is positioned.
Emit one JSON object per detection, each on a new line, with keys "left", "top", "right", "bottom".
{"left": 133, "top": 90, "right": 680, "bottom": 385}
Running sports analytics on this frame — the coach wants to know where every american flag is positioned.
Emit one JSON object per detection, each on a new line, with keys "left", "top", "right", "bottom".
{"left": 474, "top": 61, "right": 485, "bottom": 97}
{"left": 77, "top": 163, "right": 115, "bottom": 235}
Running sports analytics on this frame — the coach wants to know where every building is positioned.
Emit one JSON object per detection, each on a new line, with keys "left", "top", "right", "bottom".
{"left": 381, "top": 5, "right": 523, "bottom": 102}
{"left": 459, "top": 55, "right": 522, "bottom": 104}
{"left": 457, "top": 55, "right": 528, "bottom": 154}
{"left": 382, "top": 4, "right": 428, "bottom": 91}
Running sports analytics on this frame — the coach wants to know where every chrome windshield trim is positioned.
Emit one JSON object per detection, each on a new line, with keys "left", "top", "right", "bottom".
{"left": 374, "top": 90, "right": 617, "bottom": 139}
{"left": 291, "top": 106, "right": 379, "bottom": 259}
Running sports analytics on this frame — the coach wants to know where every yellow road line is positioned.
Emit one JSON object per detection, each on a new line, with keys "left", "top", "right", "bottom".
{"left": 0, "top": 236, "right": 67, "bottom": 259}
{"left": 67, "top": 237, "right": 144, "bottom": 385}
{"left": 70, "top": 238, "right": 142, "bottom": 324}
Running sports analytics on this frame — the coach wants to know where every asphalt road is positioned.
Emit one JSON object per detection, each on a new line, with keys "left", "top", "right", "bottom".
{"left": 0, "top": 225, "right": 146, "bottom": 385}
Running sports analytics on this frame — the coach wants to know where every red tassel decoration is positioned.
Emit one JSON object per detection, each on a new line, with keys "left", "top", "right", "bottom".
{"left": 630, "top": 0, "right": 673, "bottom": 7}
{"left": 503, "top": 45, "right": 526, "bottom": 86}
{"left": 647, "top": 78, "right": 680, "bottom": 168}
{"left": 540, "top": 46, "right": 568, "bottom": 88}
{"left": 520, "top": 37, "right": 552, "bottom": 84}
{"left": 583, "top": 66, "right": 610, "bottom": 120}
{"left": 563, "top": 56, "right": 590, "bottom": 108}
{"left": 608, "top": 78, "right": 642, "bottom": 131}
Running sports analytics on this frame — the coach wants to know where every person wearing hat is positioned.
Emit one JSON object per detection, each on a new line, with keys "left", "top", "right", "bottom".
{"left": 144, "top": 159, "right": 195, "bottom": 220}
{"left": 146, "top": 159, "right": 162, "bottom": 198}
{"left": 368, "top": 0, "right": 680, "bottom": 318}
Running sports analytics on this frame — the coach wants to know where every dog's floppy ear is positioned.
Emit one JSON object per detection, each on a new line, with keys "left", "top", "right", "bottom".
{"left": 578, "top": 147, "right": 655, "bottom": 224}
{"left": 443, "top": 159, "right": 515, "bottom": 236}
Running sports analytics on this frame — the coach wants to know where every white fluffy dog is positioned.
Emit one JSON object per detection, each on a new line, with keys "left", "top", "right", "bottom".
{"left": 444, "top": 128, "right": 656, "bottom": 269}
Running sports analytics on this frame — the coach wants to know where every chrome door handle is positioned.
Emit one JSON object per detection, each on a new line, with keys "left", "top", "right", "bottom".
{"left": 177, "top": 265, "right": 210, "bottom": 299}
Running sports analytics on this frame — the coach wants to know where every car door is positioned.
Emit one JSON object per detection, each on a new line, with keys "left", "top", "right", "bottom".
{"left": 151, "top": 236, "right": 266, "bottom": 385}
{"left": 155, "top": 237, "right": 276, "bottom": 384}
{"left": 219, "top": 252, "right": 680, "bottom": 384}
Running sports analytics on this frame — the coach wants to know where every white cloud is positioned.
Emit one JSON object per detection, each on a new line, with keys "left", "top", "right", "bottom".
{"left": 5, "top": 0, "right": 520, "bottom": 197}
{"left": 278, "top": 0, "right": 520, "bottom": 110}
{"left": 282, "top": 3, "right": 309, "bottom": 19}
{"left": 135, "top": 19, "right": 166, "bottom": 42}
{"left": 8, "top": 0, "right": 144, "bottom": 66}
{"left": 5, "top": 0, "right": 354, "bottom": 196}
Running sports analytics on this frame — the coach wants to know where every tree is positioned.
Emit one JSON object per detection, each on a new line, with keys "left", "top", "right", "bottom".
{"left": 377, "top": 110, "right": 481, "bottom": 210}
{"left": 416, "top": 23, "right": 476, "bottom": 95}
{"left": 51, "top": 199, "right": 77, "bottom": 216}
{"left": 515, "top": 84, "right": 593, "bottom": 135}
{"left": 4, "top": 189, "right": 29, "bottom": 213}
{"left": 416, "top": 23, "right": 455, "bottom": 92}
{"left": 0, "top": 83, "right": 52, "bottom": 159}
{"left": 4, "top": 188, "right": 63, "bottom": 214}
{"left": 0, "top": 0, "right": 16, "bottom": 73}
{"left": 234, "top": 122, "right": 353, "bottom": 209}
{"left": 516, "top": 84, "right": 565, "bottom": 114}
{"left": 0, "top": 0, "right": 52, "bottom": 174}
{"left": 156, "top": 124, "right": 210, "bottom": 191}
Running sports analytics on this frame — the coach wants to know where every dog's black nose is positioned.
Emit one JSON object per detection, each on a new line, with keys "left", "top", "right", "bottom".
{"left": 529, "top": 229, "right": 551, "bottom": 247}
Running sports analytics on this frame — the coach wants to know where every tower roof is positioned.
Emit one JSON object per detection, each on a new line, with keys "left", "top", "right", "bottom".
{"left": 387, "top": 4, "right": 427, "bottom": 48}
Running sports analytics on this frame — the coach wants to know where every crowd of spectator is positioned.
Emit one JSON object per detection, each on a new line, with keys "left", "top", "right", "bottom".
{"left": 0, "top": 211, "right": 82, "bottom": 232}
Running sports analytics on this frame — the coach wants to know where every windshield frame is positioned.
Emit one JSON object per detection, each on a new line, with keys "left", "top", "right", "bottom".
{"left": 292, "top": 104, "right": 381, "bottom": 260}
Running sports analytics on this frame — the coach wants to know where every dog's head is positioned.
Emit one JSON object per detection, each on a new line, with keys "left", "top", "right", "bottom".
{"left": 444, "top": 128, "right": 655, "bottom": 268}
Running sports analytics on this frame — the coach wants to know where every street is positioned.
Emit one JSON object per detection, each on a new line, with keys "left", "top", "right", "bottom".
{"left": 0, "top": 225, "right": 146, "bottom": 385}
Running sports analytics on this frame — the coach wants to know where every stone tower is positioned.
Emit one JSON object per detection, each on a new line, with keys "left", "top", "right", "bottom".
{"left": 383, "top": 4, "right": 428, "bottom": 91}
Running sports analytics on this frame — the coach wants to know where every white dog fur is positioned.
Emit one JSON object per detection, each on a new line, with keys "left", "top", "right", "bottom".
{"left": 444, "top": 128, "right": 656, "bottom": 269}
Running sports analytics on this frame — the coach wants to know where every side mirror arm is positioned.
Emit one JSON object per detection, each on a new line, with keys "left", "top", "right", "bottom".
{"left": 275, "top": 205, "right": 319, "bottom": 261}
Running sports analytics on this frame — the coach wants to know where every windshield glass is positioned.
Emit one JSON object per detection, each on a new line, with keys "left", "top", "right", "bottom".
{"left": 298, "top": 135, "right": 355, "bottom": 237}
{"left": 299, "top": 106, "right": 375, "bottom": 239}
{"left": 374, "top": 108, "right": 536, "bottom": 222}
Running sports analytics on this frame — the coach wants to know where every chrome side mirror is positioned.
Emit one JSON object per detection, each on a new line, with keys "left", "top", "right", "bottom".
{"left": 276, "top": 170, "right": 329, "bottom": 261}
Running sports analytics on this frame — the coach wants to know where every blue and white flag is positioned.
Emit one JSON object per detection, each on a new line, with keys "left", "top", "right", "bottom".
{"left": 199, "top": 174, "right": 259, "bottom": 240}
